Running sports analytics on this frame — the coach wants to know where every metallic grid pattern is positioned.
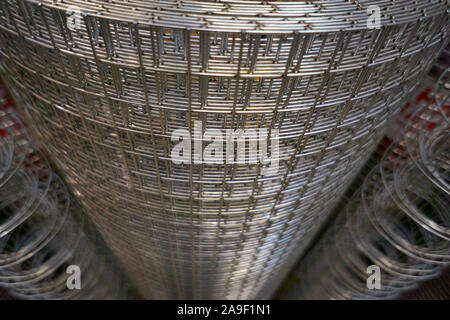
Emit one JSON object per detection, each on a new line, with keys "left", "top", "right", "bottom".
{"left": 0, "top": 107, "right": 129, "bottom": 300}
{"left": 281, "top": 79, "right": 450, "bottom": 299}
{"left": 0, "top": 1, "right": 448, "bottom": 299}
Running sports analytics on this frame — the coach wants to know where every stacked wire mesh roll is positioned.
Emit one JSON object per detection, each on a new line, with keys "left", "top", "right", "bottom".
{"left": 0, "top": 1, "right": 449, "bottom": 299}
{"left": 0, "top": 103, "right": 129, "bottom": 299}
{"left": 282, "top": 71, "right": 450, "bottom": 300}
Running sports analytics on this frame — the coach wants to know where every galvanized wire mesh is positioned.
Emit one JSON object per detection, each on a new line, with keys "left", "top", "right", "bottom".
{"left": 0, "top": 105, "right": 129, "bottom": 299}
{"left": 0, "top": 0, "right": 448, "bottom": 299}
{"left": 281, "top": 71, "right": 450, "bottom": 300}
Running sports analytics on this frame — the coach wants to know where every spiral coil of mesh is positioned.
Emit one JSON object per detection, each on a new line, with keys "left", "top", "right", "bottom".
{"left": 0, "top": 99, "right": 129, "bottom": 299}
{"left": 282, "top": 71, "right": 450, "bottom": 300}
{"left": 0, "top": 1, "right": 448, "bottom": 299}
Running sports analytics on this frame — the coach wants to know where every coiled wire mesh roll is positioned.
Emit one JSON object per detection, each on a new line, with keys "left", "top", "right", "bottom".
{"left": 0, "top": 1, "right": 448, "bottom": 299}
{"left": 0, "top": 106, "right": 130, "bottom": 299}
{"left": 281, "top": 69, "right": 450, "bottom": 300}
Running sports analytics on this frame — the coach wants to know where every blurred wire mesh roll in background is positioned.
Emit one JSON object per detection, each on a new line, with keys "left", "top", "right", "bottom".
{"left": 279, "top": 68, "right": 450, "bottom": 300}
{"left": 0, "top": 108, "right": 130, "bottom": 299}
{"left": 0, "top": 1, "right": 449, "bottom": 299}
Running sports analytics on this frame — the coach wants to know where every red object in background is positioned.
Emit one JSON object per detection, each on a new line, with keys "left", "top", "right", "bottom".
{"left": 0, "top": 81, "right": 46, "bottom": 170}
{"left": 0, "top": 82, "right": 14, "bottom": 110}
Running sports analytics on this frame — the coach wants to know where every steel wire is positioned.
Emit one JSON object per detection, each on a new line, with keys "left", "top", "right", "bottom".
{"left": 281, "top": 71, "right": 450, "bottom": 300}
{"left": 0, "top": 102, "right": 129, "bottom": 299}
{"left": 0, "top": 0, "right": 448, "bottom": 299}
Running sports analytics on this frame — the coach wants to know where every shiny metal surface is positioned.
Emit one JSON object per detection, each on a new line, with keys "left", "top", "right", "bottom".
{"left": 0, "top": 105, "right": 129, "bottom": 299}
{"left": 0, "top": 0, "right": 448, "bottom": 299}
{"left": 282, "top": 72, "right": 450, "bottom": 300}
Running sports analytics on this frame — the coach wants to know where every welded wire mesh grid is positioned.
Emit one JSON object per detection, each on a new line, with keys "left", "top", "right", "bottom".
{"left": 0, "top": 0, "right": 448, "bottom": 299}
{"left": 281, "top": 72, "right": 450, "bottom": 300}
{"left": 0, "top": 101, "right": 129, "bottom": 299}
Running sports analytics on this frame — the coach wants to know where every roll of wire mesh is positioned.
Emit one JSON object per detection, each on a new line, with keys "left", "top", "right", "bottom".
{"left": 0, "top": 104, "right": 129, "bottom": 299}
{"left": 0, "top": 0, "right": 448, "bottom": 299}
{"left": 282, "top": 68, "right": 450, "bottom": 300}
